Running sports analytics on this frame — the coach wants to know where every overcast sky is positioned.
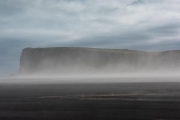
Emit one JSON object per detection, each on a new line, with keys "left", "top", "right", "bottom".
{"left": 0, "top": 0, "right": 180, "bottom": 76}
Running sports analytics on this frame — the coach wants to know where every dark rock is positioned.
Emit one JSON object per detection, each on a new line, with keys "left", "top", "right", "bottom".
{"left": 18, "top": 47, "right": 180, "bottom": 75}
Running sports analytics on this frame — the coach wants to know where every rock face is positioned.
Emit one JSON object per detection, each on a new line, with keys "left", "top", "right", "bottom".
{"left": 18, "top": 47, "right": 180, "bottom": 75}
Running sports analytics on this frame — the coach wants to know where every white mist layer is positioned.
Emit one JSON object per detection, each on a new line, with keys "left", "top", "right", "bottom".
{"left": 1, "top": 72, "right": 180, "bottom": 84}
{"left": 6, "top": 47, "right": 180, "bottom": 84}
{"left": 18, "top": 48, "right": 180, "bottom": 76}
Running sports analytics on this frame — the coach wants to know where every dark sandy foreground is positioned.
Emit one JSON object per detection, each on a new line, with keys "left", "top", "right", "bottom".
{"left": 0, "top": 80, "right": 180, "bottom": 120}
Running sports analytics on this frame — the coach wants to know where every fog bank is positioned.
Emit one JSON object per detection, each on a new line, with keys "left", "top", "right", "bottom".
{"left": 18, "top": 47, "right": 180, "bottom": 77}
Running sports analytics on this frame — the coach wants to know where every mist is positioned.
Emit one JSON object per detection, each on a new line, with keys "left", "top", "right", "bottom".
{"left": 1, "top": 47, "right": 179, "bottom": 83}
{"left": 1, "top": 1, "right": 180, "bottom": 119}
{"left": 1, "top": 0, "right": 180, "bottom": 77}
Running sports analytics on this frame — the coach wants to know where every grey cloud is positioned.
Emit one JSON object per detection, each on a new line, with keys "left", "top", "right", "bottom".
{"left": 146, "top": 22, "right": 180, "bottom": 37}
{"left": 0, "top": 0, "right": 180, "bottom": 76}
{"left": 131, "top": 0, "right": 144, "bottom": 5}
{"left": 129, "top": 0, "right": 163, "bottom": 5}
{"left": 132, "top": 41, "right": 180, "bottom": 51}
{"left": 0, "top": 38, "right": 42, "bottom": 76}
{"left": 97, "top": 7, "right": 120, "bottom": 13}
{"left": 92, "top": 18, "right": 115, "bottom": 24}
{"left": 60, "top": 29, "right": 152, "bottom": 49}
{"left": 0, "top": 0, "right": 33, "bottom": 17}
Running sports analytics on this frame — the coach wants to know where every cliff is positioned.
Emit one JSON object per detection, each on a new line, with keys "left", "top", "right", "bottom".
{"left": 18, "top": 47, "right": 180, "bottom": 75}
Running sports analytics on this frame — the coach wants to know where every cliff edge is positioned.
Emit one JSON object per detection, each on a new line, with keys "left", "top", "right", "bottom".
{"left": 18, "top": 47, "right": 180, "bottom": 75}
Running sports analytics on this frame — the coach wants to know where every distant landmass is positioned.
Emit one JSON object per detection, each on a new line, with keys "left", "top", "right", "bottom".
{"left": 18, "top": 47, "right": 180, "bottom": 75}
